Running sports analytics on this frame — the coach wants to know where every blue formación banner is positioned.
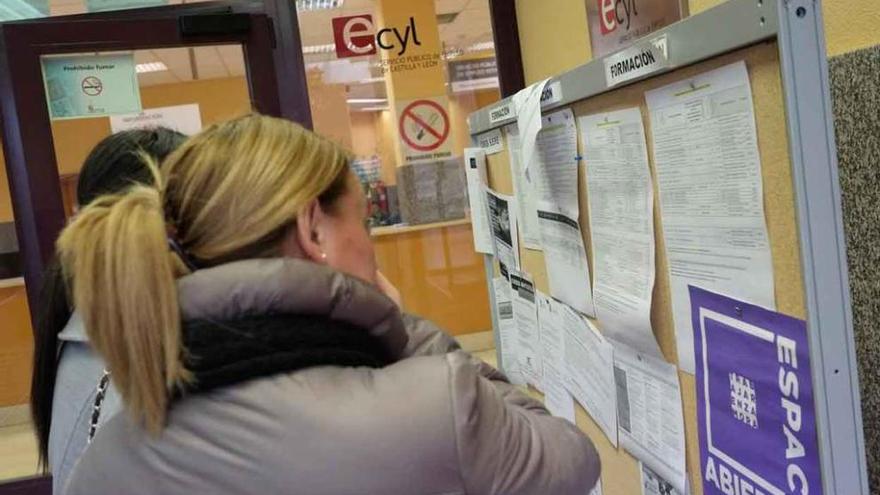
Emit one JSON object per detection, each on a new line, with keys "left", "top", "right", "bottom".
{"left": 690, "top": 286, "right": 821, "bottom": 495}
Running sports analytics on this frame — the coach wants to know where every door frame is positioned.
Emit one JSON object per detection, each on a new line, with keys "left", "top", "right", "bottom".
{"left": 0, "top": 3, "right": 308, "bottom": 319}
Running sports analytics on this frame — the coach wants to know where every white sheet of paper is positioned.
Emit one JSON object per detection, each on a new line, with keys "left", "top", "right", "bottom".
{"left": 590, "top": 479, "right": 604, "bottom": 495}
{"left": 477, "top": 128, "right": 504, "bottom": 155}
{"left": 464, "top": 149, "right": 494, "bottom": 255}
{"left": 110, "top": 103, "right": 202, "bottom": 135}
{"left": 640, "top": 462, "right": 685, "bottom": 495}
{"left": 533, "top": 108, "right": 580, "bottom": 215}
{"left": 485, "top": 188, "right": 521, "bottom": 277}
{"left": 506, "top": 124, "right": 542, "bottom": 250}
{"left": 492, "top": 276, "right": 525, "bottom": 385}
{"left": 536, "top": 292, "right": 576, "bottom": 423}
{"left": 579, "top": 108, "right": 661, "bottom": 357}
{"left": 646, "top": 61, "right": 775, "bottom": 373}
{"left": 562, "top": 305, "right": 617, "bottom": 446}
{"left": 510, "top": 271, "right": 542, "bottom": 390}
{"left": 538, "top": 210, "right": 596, "bottom": 316}
{"left": 512, "top": 78, "right": 550, "bottom": 175}
{"left": 613, "top": 340, "right": 686, "bottom": 494}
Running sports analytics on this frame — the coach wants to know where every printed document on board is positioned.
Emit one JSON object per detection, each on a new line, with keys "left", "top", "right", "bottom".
{"left": 579, "top": 107, "right": 660, "bottom": 357}
{"left": 485, "top": 188, "right": 520, "bottom": 278}
{"left": 640, "top": 462, "right": 685, "bottom": 495}
{"left": 646, "top": 61, "right": 775, "bottom": 374}
{"left": 536, "top": 292, "right": 576, "bottom": 423}
{"left": 463, "top": 149, "right": 493, "bottom": 254}
{"left": 506, "top": 124, "right": 542, "bottom": 250}
{"left": 613, "top": 340, "right": 687, "bottom": 494}
{"left": 561, "top": 304, "right": 617, "bottom": 446}
{"left": 532, "top": 108, "right": 580, "bottom": 215}
{"left": 509, "top": 271, "right": 542, "bottom": 390}
{"left": 538, "top": 210, "right": 596, "bottom": 317}
{"left": 492, "top": 276, "right": 525, "bottom": 385}
{"left": 512, "top": 78, "right": 550, "bottom": 175}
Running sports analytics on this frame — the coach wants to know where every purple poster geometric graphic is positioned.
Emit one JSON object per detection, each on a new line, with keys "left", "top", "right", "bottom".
{"left": 690, "top": 285, "right": 821, "bottom": 495}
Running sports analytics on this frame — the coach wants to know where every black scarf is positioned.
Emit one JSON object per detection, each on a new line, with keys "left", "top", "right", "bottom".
{"left": 178, "top": 313, "right": 393, "bottom": 396}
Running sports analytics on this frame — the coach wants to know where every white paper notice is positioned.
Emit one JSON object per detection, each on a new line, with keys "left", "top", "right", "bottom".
{"left": 463, "top": 149, "right": 493, "bottom": 254}
{"left": 580, "top": 108, "right": 660, "bottom": 357}
{"left": 486, "top": 188, "right": 520, "bottom": 278}
{"left": 536, "top": 292, "right": 576, "bottom": 423}
{"left": 506, "top": 124, "right": 542, "bottom": 250}
{"left": 512, "top": 78, "right": 550, "bottom": 175}
{"left": 476, "top": 128, "right": 504, "bottom": 155}
{"left": 492, "top": 276, "right": 525, "bottom": 385}
{"left": 646, "top": 61, "right": 775, "bottom": 373}
{"left": 562, "top": 304, "right": 617, "bottom": 446}
{"left": 110, "top": 103, "right": 202, "bottom": 135}
{"left": 640, "top": 462, "right": 685, "bottom": 495}
{"left": 538, "top": 210, "right": 596, "bottom": 317}
{"left": 510, "top": 271, "right": 542, "bottom": 389}
{"left": 613, "top": 341, "right": 686, "bottom": 494}
{"left": 533, "top": 108, "right": 580, "bottom": 215}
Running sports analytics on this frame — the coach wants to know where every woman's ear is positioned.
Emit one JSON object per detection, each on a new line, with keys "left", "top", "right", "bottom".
{"left": 292, "top": 199, "right": 327, "bottom": 263}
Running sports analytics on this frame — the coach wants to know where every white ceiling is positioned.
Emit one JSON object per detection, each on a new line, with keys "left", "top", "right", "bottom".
{"left": 45, "top": 0, "right": 496, "bottom": 89}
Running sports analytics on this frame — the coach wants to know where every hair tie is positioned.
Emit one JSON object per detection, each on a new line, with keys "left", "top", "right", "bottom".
{"left": 165, "top": 225, "right": 199, "bottom": 271}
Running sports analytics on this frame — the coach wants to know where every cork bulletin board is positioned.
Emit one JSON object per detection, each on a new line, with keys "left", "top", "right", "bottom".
{"left": 481, "top": 40, "right": 804, "bottom": 495}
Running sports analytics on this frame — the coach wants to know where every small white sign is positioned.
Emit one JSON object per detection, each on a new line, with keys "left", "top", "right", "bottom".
{"left": 540, "top": 80, "right": 563, "bottom": 108}
{"left": 110, "top": 103, "right": 202, "bottom": 135}
{"left": 488, "top": 101, "right": 514, "bottom": 124}
{"left": 477, "top": 128, "right": 504, "bottom": 155}
{"left": 604, "top": 35, "right": 670, "bottom": 88}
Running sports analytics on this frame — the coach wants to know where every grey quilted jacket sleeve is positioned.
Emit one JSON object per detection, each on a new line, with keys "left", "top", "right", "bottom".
{"left": 402, "top": 314, "right": 601, "bottom": 494}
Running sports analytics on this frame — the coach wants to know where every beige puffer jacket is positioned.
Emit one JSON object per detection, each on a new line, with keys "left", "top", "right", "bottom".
{"left": 65, "top": 259, "right": 600, "bottom": 495}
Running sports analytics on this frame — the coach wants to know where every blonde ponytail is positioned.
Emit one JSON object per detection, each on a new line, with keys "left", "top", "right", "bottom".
{"left": 55, "top": 114, "right": 351, "bottom": 434}
{"left": 57, "top": 184, "right": 190, "bottom": 434}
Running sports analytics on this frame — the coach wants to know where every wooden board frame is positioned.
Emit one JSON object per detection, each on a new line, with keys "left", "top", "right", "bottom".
{"left": 470, "top": 0, "right": 868, "bottom": 493}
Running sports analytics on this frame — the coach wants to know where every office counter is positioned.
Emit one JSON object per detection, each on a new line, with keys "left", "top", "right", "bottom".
{"left": 372, "top": 219, "right": 492, "bottom": 336}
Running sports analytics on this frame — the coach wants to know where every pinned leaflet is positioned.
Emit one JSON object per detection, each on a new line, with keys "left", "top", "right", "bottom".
{"left": 580, "top": 107, "right": 660, "bottom": 357}
{"left": 690, "top": 286, "right": 820, "bottom": 495}
{"left": 613, "top": 340, "right": 687, "bottom": 493}
{"left": 492, "top": 276, "right": 525, "bottom": 385}
{"left": 646, "top": 61, "right": 775, "bottom": 374}
{"left": 485, "top": 188, "right": 520, "bottom": 278}
{"left": 463, "top": 149, "right": 493, "bottom": 254}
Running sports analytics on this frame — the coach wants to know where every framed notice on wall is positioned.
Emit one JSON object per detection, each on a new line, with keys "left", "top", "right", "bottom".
{"left": 585, "top": 0, "right": 688, "bottom": 58}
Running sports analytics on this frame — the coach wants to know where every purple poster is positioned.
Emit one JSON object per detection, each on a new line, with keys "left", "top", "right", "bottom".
{"left": 690, "top": 286, "right": 821, "bottom": 495}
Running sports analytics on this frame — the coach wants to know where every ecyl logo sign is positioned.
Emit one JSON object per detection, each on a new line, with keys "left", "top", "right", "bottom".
{"left": 332, "top": 14, "right": 423, "bottom": 59}
{"left": 598, "top": 0, "right": 639, "bottom": 34}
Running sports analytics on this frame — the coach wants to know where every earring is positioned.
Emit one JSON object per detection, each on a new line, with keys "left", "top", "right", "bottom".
{"left": 321, "top": 252, "right": 327, "bottom": 260}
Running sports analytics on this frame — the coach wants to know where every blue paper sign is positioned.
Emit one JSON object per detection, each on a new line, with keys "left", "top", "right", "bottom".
{"left": 41, "top": 54, "right": 142, "bottom": 120}
{"left": 85, "top": 0, "right": 167, "bottom": 12}
{"left": 690, "top": 286, "right": 821, "bottom": 495}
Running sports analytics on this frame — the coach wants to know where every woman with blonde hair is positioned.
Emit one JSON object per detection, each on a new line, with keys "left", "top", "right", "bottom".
{"left": 61, "top": 114, "right": 600, "bottom": 495}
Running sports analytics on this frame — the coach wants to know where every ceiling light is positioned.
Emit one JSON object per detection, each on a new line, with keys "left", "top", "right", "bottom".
{"left": 303, "top": 43, "right": 336, "bottom": 55}
{"left": 347, "top": 98, "right": 388, "bottom": 105}
{"left": 466, "top": 41, "right": 496, "bottom": 53}
{"left": 356, "top": 76, "right": 386, "bottom": 84}
{"left": 296, "top": 0, "right": 344, "bottom": 12}
{"left": 135, "top": 62, "right": 168, "bottom": 74}
{"left": 354, "top": 106, "right": 390, "bottom": 112}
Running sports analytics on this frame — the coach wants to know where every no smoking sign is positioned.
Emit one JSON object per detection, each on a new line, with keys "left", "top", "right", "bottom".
{"left": 397, "top": 96, "right": 452, "bottom": 162}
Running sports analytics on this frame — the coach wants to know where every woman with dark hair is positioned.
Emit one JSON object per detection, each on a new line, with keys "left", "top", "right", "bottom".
{"left": 29, "top": 127, "right": 186, "bottom": 494}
